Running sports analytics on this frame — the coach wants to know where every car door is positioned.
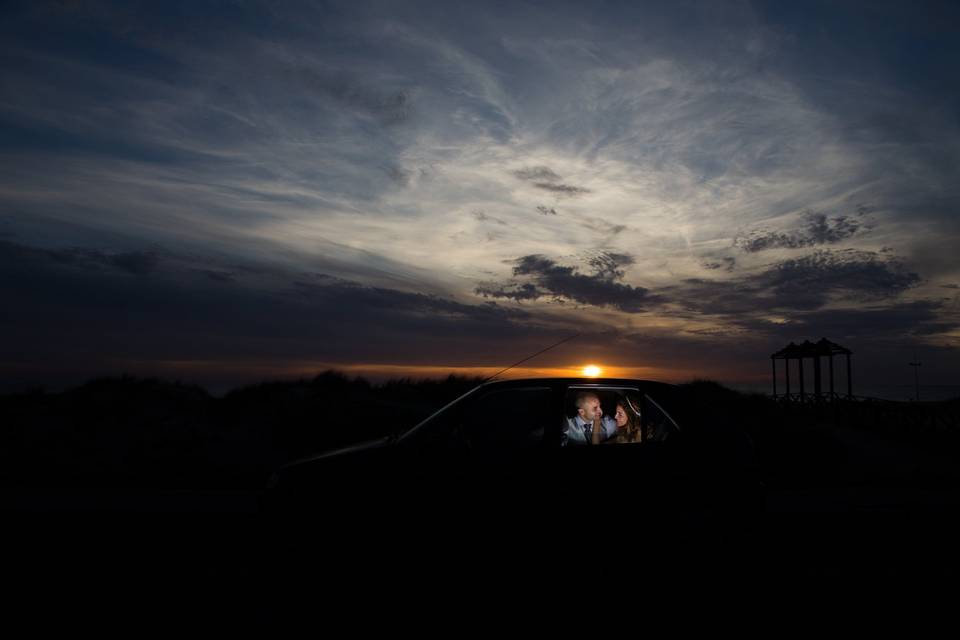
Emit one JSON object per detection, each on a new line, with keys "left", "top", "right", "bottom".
{"left": 454, "top": 385, "right": 560, "bottom": 498}
{"left": 396, "top": 384, "right": 562, "bottom": 514}
{"left": 551, "top": 384, "right": 693, "bottom": 518}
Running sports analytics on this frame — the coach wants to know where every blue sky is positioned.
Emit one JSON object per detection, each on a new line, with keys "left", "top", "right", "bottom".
{"left": 2, "top": 1, "right": 958, "bottom": 392}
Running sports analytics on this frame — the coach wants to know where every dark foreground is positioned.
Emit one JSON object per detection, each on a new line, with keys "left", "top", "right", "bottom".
{"left": 5, "top": 480, "right": 960, "bottom": 629}
{"left": 4, "top": 378, "right": 960, "bottom": 624}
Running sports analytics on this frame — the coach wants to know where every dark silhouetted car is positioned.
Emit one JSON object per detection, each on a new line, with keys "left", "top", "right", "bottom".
{"left": 264, "top": 378, "right": 764, "bottom": 536}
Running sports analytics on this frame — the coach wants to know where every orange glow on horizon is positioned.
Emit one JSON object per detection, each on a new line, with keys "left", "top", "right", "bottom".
{"left": 582, "top": 364, "right": 602, "bottom": 377}
{"left": 112, "top": 359, "right": 690, "bottom": 381}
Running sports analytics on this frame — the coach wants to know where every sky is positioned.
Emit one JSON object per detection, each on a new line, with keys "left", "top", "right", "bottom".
{"left": 1, "top": 0, "right": 959, "bottom": 395}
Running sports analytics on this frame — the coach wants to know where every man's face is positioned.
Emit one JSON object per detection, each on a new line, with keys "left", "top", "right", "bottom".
{"left": 579, "top": 395, "right": 601, "bottom": 421}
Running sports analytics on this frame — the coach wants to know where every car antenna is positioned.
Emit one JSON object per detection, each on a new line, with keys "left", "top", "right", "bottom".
{"left": 481, "top": 332, "right": 581, "bottom": 384}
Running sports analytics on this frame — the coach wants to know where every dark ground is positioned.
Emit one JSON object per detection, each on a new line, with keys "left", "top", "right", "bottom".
{"left": 3, "top": 374, "right": 960, "bottom": 625}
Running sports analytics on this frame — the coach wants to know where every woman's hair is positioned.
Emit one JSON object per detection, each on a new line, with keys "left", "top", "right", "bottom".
{"left": 617, "top": 393, "right": 643, "bottom": 442}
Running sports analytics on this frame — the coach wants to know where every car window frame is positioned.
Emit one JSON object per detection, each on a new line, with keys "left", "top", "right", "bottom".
{"left": 398, "top": 384, "right": 564, "bottom": 452}
{"left": 563, "top": 384, "right": 682, "bottom": 445}
{"left": 459, "top": 385, "right": 562, "bottom": 452}
{"left": 398, "top": 380, "right": 682, "bottom": 451}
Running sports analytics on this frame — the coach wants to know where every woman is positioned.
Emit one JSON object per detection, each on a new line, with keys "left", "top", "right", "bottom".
{"left": 612, "top": 394, "right": 643, "bottom": 444}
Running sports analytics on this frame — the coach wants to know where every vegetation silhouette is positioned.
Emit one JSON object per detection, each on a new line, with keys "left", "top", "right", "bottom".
{"left": 0, "top": 370, "right": 485, "bottom": 489}
{"left": 2, "top": 371, "right": 957, "bottom": 494}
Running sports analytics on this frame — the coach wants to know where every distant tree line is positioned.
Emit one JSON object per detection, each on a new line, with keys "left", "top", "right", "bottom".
{"left": 0, "top": 371, "right": 483, "bottom": 489}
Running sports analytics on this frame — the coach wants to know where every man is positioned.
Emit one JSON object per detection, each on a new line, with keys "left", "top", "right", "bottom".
{"left": 564, "top": 391, "right": 617, "bottom": 445}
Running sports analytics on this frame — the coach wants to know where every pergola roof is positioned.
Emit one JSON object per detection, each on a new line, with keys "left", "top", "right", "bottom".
{"left": 771, "top": 338, "right": 852, "bottom": 359}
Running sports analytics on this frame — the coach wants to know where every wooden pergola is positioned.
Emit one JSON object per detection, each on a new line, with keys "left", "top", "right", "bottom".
{"left": 771, "top": 338, "right": 852, "bottom": 401}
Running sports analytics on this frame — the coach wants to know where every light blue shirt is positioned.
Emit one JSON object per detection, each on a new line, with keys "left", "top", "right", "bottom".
{"left": 564, "top": 414, "right": 617, "bottom": 445}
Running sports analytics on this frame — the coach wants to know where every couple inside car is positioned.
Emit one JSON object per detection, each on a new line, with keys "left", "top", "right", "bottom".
{"left": 565, "top": 390, "right": 666, "bottom": 445}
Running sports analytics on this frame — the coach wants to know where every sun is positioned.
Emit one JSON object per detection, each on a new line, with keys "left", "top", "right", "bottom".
{"left": 582, "top": 364, "right": 602, "bottom": 378}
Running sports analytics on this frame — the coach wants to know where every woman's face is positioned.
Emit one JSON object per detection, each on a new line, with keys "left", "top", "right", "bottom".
{"left": 614, "top": 404, "right": 628, "bottom": 428}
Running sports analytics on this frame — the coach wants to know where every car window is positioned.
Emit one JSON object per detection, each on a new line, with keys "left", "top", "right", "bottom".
{"left": 398, "top": 384, "right": 481, "bottom": 450}
{"left": 563, "top": 386, "right": 678, "bottom": 445}
{"left": 642, "top": 393, "right": 681, "bottom": 442}
{"left": 459, "top": 387, "right": 555, "bottom": 451}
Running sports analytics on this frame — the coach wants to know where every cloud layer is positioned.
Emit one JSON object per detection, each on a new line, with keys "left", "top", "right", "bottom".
{"left": 1, "top": 1, "right": 959, "bottom": 390}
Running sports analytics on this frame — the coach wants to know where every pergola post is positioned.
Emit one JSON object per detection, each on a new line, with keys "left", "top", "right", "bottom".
{"left": 785, "top": 357, "right": 791, "bottom": 398}
{"left": 814, "top": 355, "right": 822, "bottom": 400}
{"left": 846, "top": 353, "right": 853, "bottom": 399}
{"left": 771, "top": 357, "right": 777, "bottom": 397}
{"left": 829, "top": 354, "right": 835, "bottom": 399}
{"left": 799, "top": 357, "right": 805, "bottom": 401}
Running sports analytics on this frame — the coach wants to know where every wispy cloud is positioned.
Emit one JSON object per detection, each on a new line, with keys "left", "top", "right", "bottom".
{"left": 2, "top": 1, "right": 959, "bottom": 387}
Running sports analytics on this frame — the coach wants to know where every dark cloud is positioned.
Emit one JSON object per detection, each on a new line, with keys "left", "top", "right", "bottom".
{"left": 472, "top": 210, "right": 507, "bottom": 225}
{"left": 385, "top": 165, "right": 412, "bottom": 185}
{"left": 662, "top": 249, "right": 922, "bottom": 315}
{"left": 761, "top": 249, "right": 921, "bottom": 304}
{"left": 684, "top": 327, "right": 743, "bottom": 337}
{"left": 580, "top": 216, "right": 626, "bottom": 236}
{"left": 104, "top": 250, "right": 161, "bottom": 275}
{"left": 470, "top": 282, "right": 545, "bottom": 303}
{"left": 702, "top": 257, "right": 737, "bottom": 271}
{"left": 942, "top": 284, "right": 959, "bottom": 290}
{"left": 751, "top": 301, "right": 960, "bottom": 342}
{"left": 512, "top": 166, "right": 562, "bottom": 182}
{"left": 297, "top": 68, "right": 412, "bottom": 126}
{"left": 291, "top": 279, "right": 528, "bottom": 323}
{"left": 615, "top": 328, "right": 783, "bottom": 376}
{"left": 294, "top": 272, "right": 337, "bottom": 284}
{"left": 511, "top": 163, "right": 584, "bottom": 196}
{"left": 192, "top": 268, "right": 237, "bottom": 283}
{"left": 0, "top": 237, "right": 551, "bottom": 391}
{"left": 0, "top": 238, "right": 529, "bottom": 333}
{"left": 532, "top": 182, "right": 591, "bottom": 196}
{"left": 536, "top": 205, "right": 557, "bottom": 216}
{"left": 1, "top": 240, "right": 161, "bottom": 276}
{"left": 587, "top": 251, "right": 635, "bottom": 280}
{"left": 476, "top": 253, "right": 658, "bottom": 312}
{"left": 734, "top": 210, "right": 868, "bottom": 253}
{"left": 659, "top": 277, "right": 766, "bottom": 315}
{"left": 478, "top": 247, "right": 920, "bottom": 319}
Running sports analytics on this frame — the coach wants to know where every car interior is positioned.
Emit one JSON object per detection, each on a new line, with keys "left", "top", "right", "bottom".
{"left": 563, "top": 387, "right": 679, "bottom": 445}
